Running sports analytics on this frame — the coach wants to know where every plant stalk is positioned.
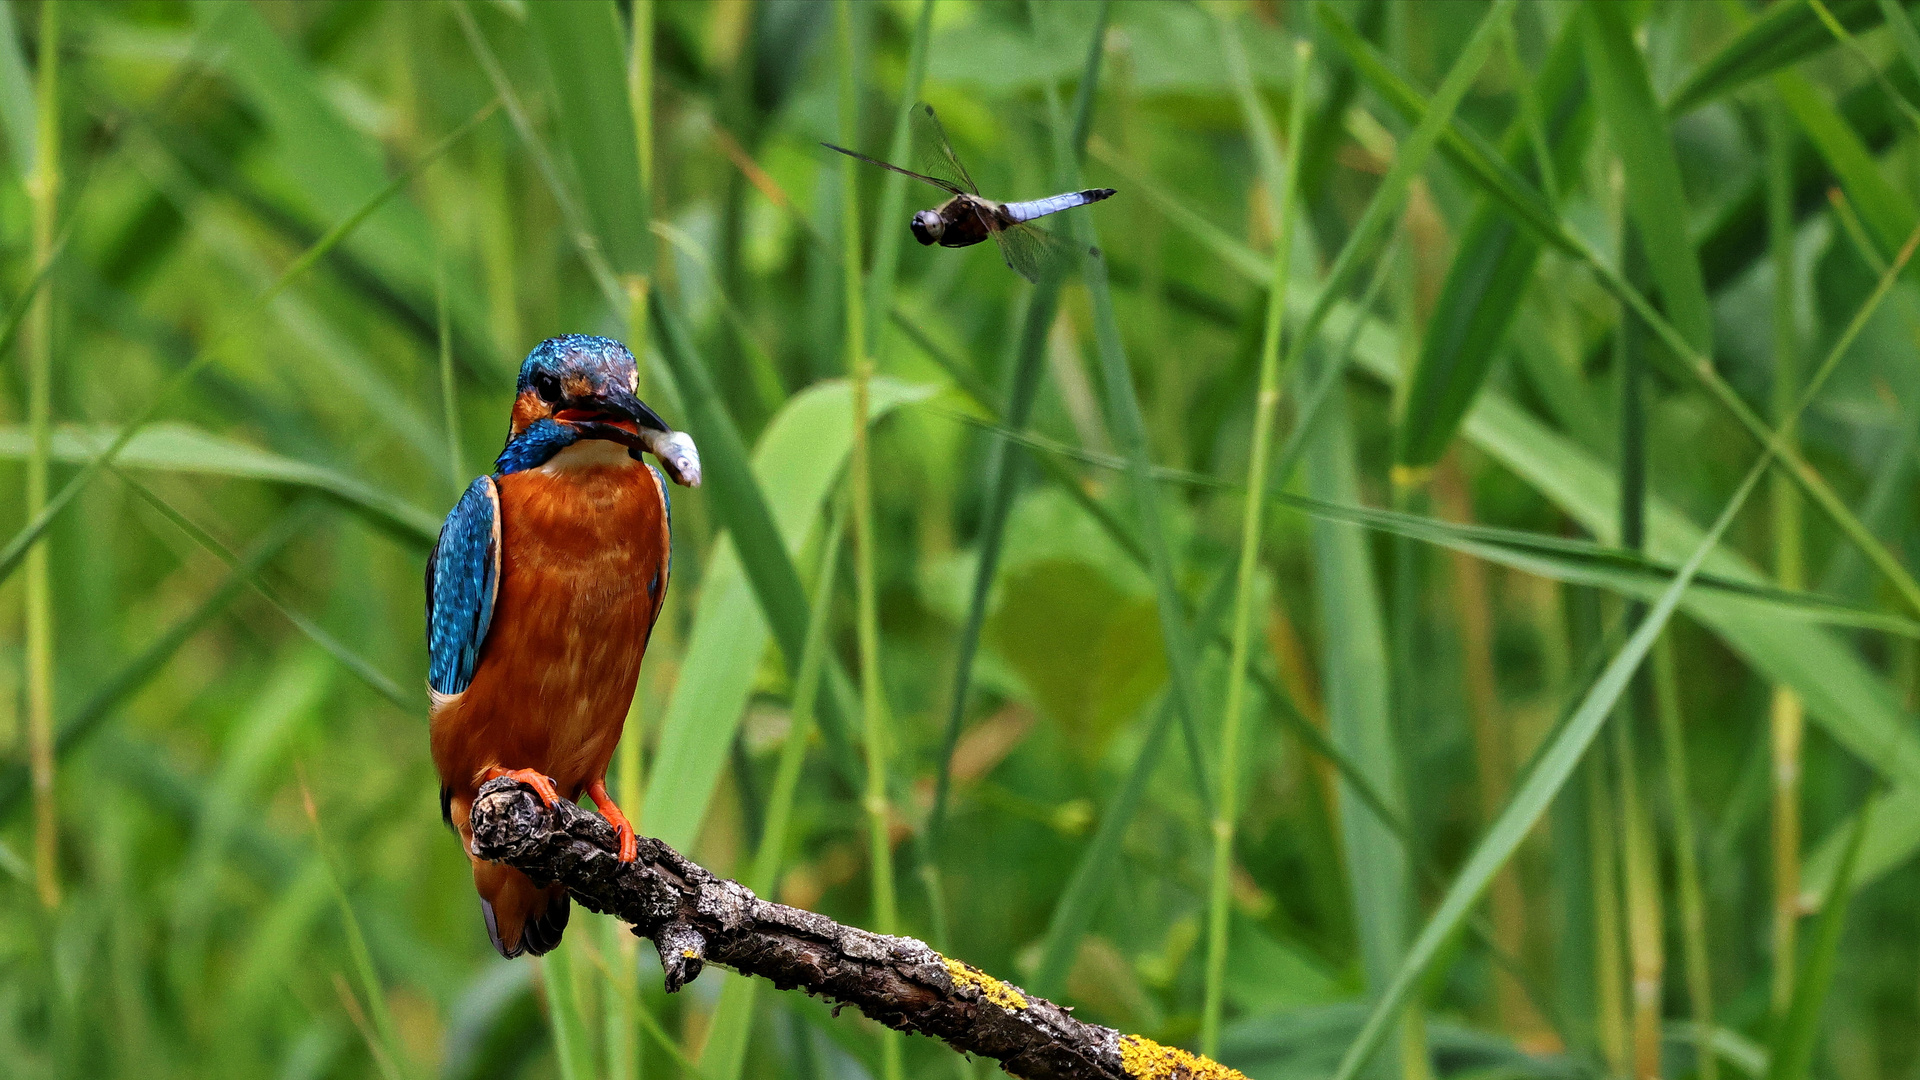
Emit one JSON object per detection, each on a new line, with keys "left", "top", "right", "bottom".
{"left": 837, "top": 4, "right": 900, "bottom": 1078}
{"left": 1765, "top": 97, "right": 1805, "bottom": 1024}
{"left": 1201, "top": 31, "right": 1310, "bottom": 1057}
{"left": 24, "top": 0, "right": 58, "bottom": 910}
{"left": 1655, "top": 635, "right": 1717, "bottom": 1080}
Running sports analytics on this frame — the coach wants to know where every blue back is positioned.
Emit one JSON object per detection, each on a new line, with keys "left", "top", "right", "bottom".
{"left": 427, "top": 476, "right": 501, "bottom": 696}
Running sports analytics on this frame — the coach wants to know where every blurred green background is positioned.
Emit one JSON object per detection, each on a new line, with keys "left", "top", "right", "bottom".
{"left": 3, "top": 1, "right": 1920, "bottom": 1078}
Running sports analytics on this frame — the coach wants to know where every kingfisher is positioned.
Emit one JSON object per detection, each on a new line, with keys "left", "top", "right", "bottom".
{"left": 427, "top": 334, "right": 700, "bottom": 958}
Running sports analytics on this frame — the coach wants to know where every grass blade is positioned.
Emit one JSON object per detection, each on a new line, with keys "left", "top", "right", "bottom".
{"left": 1766, "top": 97, "right": 1809, "bottom": 1025}
{"left": 1327, "top": 164, "right": 1919, "bottom": 1080}
{"left": 702, "top": 500, "right": 845, "bottom": 1080}
{"left": 648, "top": 290, "right": 865, "bottom": 788}
{"left": 1282, "top": 0, "right": 1515, "bottom": 407}
{"left": 862, "top": 0, "right": 934, "bottom": 350}
{"left": 525, "top": 0, "right": 649, "bottom": 281}
{"left": 0, "top": 95, "right": 496, "bottom": 586}
{"left": 1767, "top": 801, "right": 1872, "bottom": 1080}
{"left": 1201, "top": 24, "right": 1310, "bottom": 1056}
{"left": 0, "top": 423, "right": 440, "bottom": 546}
{"left": 1667, "top": 0, "right": 1898, "bottom": 115}
{"left": 299, "top": 773, "right": 412, "bottom": 1080}
{"left": 1774, "top": 68, "right": 1917, "bottom": 261}
{"left": 638, "top": 373, "right": 929, "bottom": 853}
{"left": 1656, "top": 637, "right": 1718, "bottom": 1080}
{"left": 1306, "top": 318, "right": 1411, "bottom": 1008}
{"left": 834, "top": 9, "right": 900, "bottom": 1077}
{"left": 1046, "top": 0, "right": 1221, "bottom": 822}
{"left": 114, "top": 471, "right": 412, "bottom": 710}
{"left": 1587, "top": 2, "right": 1713, "bottom": 356}
{"left": 0, "top": 507, "right": 313, "bottom": 821}
{"left": 930, "top": 0, "right": 1110, "bottom": 885}
{"left": 1331, "top": 423, "right": 1772, "bottom": 1080}
{"left": 539, "top": 944, "right": 596, "bottom": 1080}
{"left": 1390, "top": 16, "right": 1589, "bottom": 470}
{"left": 22, "top": 0, "right": 58, "bottom": 910}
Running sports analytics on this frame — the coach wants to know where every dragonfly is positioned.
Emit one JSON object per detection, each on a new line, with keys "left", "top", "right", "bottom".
{"left": 823, "top": 103, "right": 1115, "bottom": 283}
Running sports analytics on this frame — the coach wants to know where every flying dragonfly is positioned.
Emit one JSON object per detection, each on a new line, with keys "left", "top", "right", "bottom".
{"left": 823, "top": 103, "right": 1114, "bottom": 283}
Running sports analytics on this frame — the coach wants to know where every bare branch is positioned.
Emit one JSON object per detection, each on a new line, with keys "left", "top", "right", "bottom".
{"left": 469, "top": 777, "right": 1245, "bottom": 1080}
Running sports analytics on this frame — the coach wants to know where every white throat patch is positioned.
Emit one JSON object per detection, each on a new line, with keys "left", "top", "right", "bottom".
{"left": 538, "top": 439, "right": 638, "bottom": 474}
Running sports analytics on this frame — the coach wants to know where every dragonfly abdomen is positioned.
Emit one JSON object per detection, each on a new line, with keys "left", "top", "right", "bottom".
{"left": 1001, "top": 188, "right": 1115, "bottom": 224}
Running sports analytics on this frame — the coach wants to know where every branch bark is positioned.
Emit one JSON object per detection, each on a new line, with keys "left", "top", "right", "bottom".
{"left": 469, "top": 777, "right": 1244, "bottom": 1080}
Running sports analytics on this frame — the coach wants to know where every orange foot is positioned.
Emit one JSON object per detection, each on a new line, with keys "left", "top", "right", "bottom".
{"left": 483, "top": 767, "right": 561, "bottom": 809}
{"left": 587, "top": 779, "right": 638, "bottom": 862}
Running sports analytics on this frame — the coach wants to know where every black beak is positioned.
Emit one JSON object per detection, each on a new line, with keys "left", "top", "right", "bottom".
{"left": 558, "top": 386, "right": 671, "bottom": 434}
{"left": 599, "top": 386, "right": 671, "bottom": 433}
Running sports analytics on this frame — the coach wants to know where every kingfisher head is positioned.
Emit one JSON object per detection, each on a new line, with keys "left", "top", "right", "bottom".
{"left": 509, "top": 335, "right": 664, "bottom": 437}
{"left": 498, "top": 335, "right": 701, "bottom": 485}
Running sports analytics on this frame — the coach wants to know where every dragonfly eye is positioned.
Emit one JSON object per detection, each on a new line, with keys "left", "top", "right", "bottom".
{"left": 910, "top": 211, "right": 942, "bottom": 245}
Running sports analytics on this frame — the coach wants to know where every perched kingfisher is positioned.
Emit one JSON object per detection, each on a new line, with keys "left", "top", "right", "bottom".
{"left": 427, "top": 334, "right": 700, "bottom": 958}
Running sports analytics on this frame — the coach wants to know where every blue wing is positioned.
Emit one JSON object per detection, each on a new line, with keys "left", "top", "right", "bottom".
{"left": 427, "top": 476, "right": 501, "bottom": 697}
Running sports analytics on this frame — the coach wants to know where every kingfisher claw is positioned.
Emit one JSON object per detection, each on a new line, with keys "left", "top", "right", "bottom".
{"left": 485, "top": 767, "right": 561, "bottom": 809}
{"left": 587, "top": 779, "right": 639, "bottom": 862}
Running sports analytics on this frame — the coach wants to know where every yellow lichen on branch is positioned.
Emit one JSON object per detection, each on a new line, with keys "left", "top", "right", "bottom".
{"left": 1118, "top": 1034, "right": 1247, "bottom": 1080}
{"left": 942, "top": 956, "right": 1029, "bottom": 1011}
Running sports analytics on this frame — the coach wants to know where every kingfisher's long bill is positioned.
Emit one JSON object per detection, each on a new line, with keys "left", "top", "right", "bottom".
{"left": 427, "top": 334, "right": 698, "bottom": 959}
{"left": 821, "top": 102, "right": 1115, "bottom": 283}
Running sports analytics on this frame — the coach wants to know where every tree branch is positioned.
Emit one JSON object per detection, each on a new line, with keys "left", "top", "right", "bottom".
{"left": 470, "top": 777, "right": 1245, "bottom": 1080}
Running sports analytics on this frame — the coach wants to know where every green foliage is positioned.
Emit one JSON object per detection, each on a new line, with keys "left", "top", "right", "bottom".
{"left": 4, "top": 4, "right": 1920, "bottom": 1080}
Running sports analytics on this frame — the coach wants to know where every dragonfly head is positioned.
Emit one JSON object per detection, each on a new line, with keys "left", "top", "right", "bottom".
{"left": 910, "top": 209, "right": 943, "bottom": 245}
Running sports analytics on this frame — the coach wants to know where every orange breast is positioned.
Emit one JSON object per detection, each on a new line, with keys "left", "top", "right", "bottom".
{"left": 431, "top": 453, "right": 669, "bottom": 802}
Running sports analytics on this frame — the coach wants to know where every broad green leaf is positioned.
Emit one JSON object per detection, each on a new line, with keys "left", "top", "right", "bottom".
{"left": 526, "top": 0, "right": 649, "bottom": 278}
{"left": 1586, "top": 1, "right": 1713, "bottom": 357}
{"left": 640, "top": 377, "right": 933, "bottom": 854}
{"left": 0, "top": 423, "right": 439, "bottom": 546}
{"left": 650, "top": 291, "right": 863, "bottom": 781}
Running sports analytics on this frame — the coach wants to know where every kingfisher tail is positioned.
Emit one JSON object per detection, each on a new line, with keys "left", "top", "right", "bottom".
{"left": 473, "top": 859, "right": 570, "bottom": 958}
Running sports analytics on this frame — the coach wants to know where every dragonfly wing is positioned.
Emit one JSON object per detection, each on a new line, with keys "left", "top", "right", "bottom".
{"left": 820, "top": 142, "right": 965, "bottom": 196}
{"left": 992, "top": 222, "right": 1084, "bottom": 284}
{"left": 910, "top": 103, "right": 981, "bottom": 196}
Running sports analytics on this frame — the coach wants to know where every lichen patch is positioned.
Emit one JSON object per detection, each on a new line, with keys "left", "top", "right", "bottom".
{"left": 940, "top": 957, "right": 1027, "bottom": 1011}
{"left": 1117, "top": 1034, "right": 1246, "bottom": 1080}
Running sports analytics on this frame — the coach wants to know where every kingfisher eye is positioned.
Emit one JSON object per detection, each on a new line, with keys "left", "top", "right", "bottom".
{"left": 531, "top": 370, "right": 563, "bottom": 403}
